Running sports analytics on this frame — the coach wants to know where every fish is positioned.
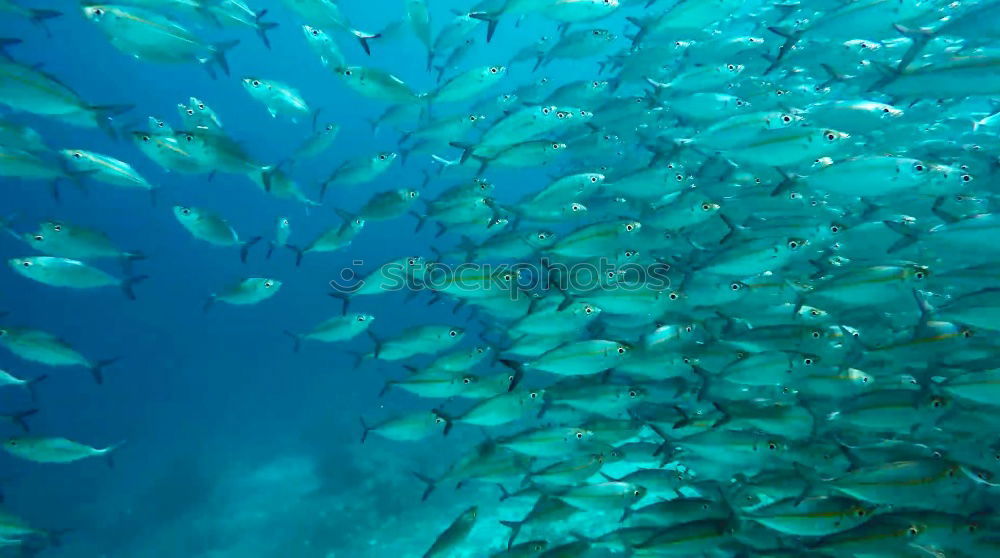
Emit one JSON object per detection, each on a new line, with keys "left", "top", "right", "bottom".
{"left": 242, "top": 77, "right": 311, "bottom": 121}
{"left": 205, "top": 277, "right": 281, "bottom": 310}
{"left": 173, "top": 206, "right": 261, "bottom": 262}
{"left": 3, "top": 437, "right": 123, "bottom": 466}
{"left": 421, "top": 506, "right": 477, "bottom": 557}
{"left": 0, "top": 326, "right": 116, "bottom": 384}
{"left": 9, "top": 257, "right": 147, "bottom": 299}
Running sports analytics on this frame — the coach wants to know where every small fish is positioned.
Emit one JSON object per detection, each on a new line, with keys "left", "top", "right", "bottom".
{"left": 205, "top": 277, "right": 281, "bottom": 310}
{"left": 3, "top": 436, "right": 123, "bottom": 466}
{"left": 9, "top": 257, "right": 147, "bottom": 299}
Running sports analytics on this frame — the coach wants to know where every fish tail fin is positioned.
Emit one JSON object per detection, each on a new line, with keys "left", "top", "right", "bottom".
{"left": 892, "top": 23, "right": 933, "bottom": 72}
{"left": 101, "top": 440, "right": 126, "bottom": 468}
{"left": 283, "top": 330, "right": 303, "bottom": 353}
{"left": 497, "top": 359, "right": 524, "bottom": 391}
{"left": 710, "top": 400, "right": 732, "bottom": 429}
{"left": 266, "top": 241, "right": 276, "bottom": 259}
{"left": 359, "top": 416, "right": 371, "bottom": 444}
{"left": 499, "top": 520, "right": 522, "bottom": 548}
{"left": 209, "top": 40, "right": 240, "bottom": 77}
{"left": 0, "top": 37, "right": 21, "bottom": 58}
{"left": 764, "top": 26, "right": 803, "bottom": 74}
{"left": 25, "top": 374, "right": 47, "bottom": 403}
{"left": 120, "top": 274, "right": 148, "bottom": 300}
{"left": 366, "top": 329, "right": 382, "bottom": 359}
{"left": 119, "top": 251, "right": 145, "bottom": 278}
{"left": 469, "top": 11, "right": 499, "bottom": 42}
{"left": 47, "top": 527, "right": 73, "bottom": 547}
{"left": 203, "top": 295, "right": 216, "bottom": 313}
{"left": 286, "top": 244, "right": 305, "bottom": 267}
{"left": 409, "top": 210, "right": 428, "bottom": 233}
{"left": 433, "top": 409, "right": 455, "bottom": 436}
{"left": 883, "top": 219, "right": 918, "bottom": 253}
{"left": 240, "top": 236, "right": 262, "bottom": 263}
{"left": 327, "top": 291, "right": 350, "bottom": 315}
{"left": 261, "top": 166, "right": 276, "bottom": 192}
{"left": 90, "top": 358, "right": 118, "bottom": 385}
{"left": 11, "top": 409, "right": 37, "bottom": 433}
{"left": 29, "top": 8, "right": 61, "bottom": 33}
{"left": 319, "top": 179, "right": 331, "bottom": 202}
{"left": 791, "top": 461, "right": 823, "bottom": 505}
{"left": 412, "top": 471, "right": 438, "bottom": 501}
{"left": 89, "top": 104, "right": 134, "bottom": 138}
{"left": 448, "top": 141, "right": 475, "bottom": 165}
{"left": 353, "top": 30, "right": 381, "bottom": 56}
{"left": 378, "top": 380, "right": 394, "bottom": 397}
{"left": 255, "top": 10, "right": 279, "bottom": 49}
{"left": 868, "top": 61, "right": 901, "bottom": 92}
{"left": 334, "top": 208, "right": 357, "bottom": 224}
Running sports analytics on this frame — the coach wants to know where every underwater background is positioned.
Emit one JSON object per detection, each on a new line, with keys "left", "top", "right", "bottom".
{"left": 0, "top": 1, "right": 552, "bottom": 556}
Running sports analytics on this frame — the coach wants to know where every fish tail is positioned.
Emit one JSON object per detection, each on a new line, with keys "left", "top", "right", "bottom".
{"left": 432, "top": 409, "right": 454, "bottom": 436}
{"left": 469, "top": 11, "right": 500, "bottom": 43}
{"left": 499, "top": 520, "right": 522, "bottom": 548}
{"left": 47, "top": 527, "right": 73, "bottom": 547}
{"left": 120, "top": 274, "right": 149, "bottom": 301}
{"left": 90, "top": 358, "right": 119, "bottom": 385}
{"left": 327, "top": 291, "right": 350, "bottom": 315}
{"left": 409, "top": 210, "right": 428, "bottom": 233}
{"left": 359, "top": 416, "right": 371, "bottom": 444}
{"left": 710, "top": 401, "right": 732, "bottom": 429}
{"left": 209, "top": 40, "right": 240, "bottom": 78}
{"left": 497, "top": 359, "right": 524, "bottom": 391}
{"left": 882, "top": 219, "right": 918, "bottom": 253}
{"left": 892, "top": 23, "right": 933, "bottom": 72}
{"left": 10, "top": 409, "right": 37, "bottom": 433}
{"left": 240, "top": 236, "right": 262, "bottom": 263}
{"left": 0, "top": 37, "right": 21, "bottom": 58}
{"left": 412, "top": 471, "right": 438, "bottom": 501}
{"left": 29, "top": 8, "right": 61, "bottom": 31}
{"left": 101, "top": 440, "right": 126, "bottom": 468}
{"left": 266, "top": 241, "right": 275, "bottom": 259}
{"left": 255, "top": 10, "right": 279, "bottom": 50}
{"left": 88, "top": 104, "right": 134, "bottom": 139}
{"left": 203, "top": 295, "right": 217, "bottom": 313}
{"left": 286, "top": 244, "right": 305, "bottom": 267}
{"left": 283, "top": 330, "right": 303, "bottom": 353}
{"left": 378, "top": 380, "right": 393, "bottom": 398}
{"left": 366, "top": 329, "right": 382, "bottom": 359}
{"left": 353, "top": 29, "right": 381, "bottom": 56}
{"left": 25, "top": 374, "right": 47, "bottom": 403}
{"left": 764, "top": 26, "right": 802, "bottom": 74}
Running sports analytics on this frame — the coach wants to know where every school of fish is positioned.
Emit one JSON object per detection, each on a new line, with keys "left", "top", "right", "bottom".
{"left": 3, "top": 0, "right": 1000, "bottom": 555}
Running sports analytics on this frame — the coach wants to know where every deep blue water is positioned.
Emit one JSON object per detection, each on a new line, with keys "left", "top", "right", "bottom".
{"left": 0, "top": 1, "right": 585, "bottom": 556}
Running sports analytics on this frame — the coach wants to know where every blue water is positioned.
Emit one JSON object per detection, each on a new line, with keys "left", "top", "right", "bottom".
{"left": 0, "top": 2, "right": 583, "bottom": 556}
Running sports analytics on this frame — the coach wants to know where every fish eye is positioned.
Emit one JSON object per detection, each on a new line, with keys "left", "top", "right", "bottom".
{"left": 590, "top": 176, "right": 598, "bottom": 183}
{"left": 32, "top": 235, "right": 43, "bottom": 241}
{"left": 913, "top": 163, "right": 926, "bottom": 172}
{"left": 252, "top": 80, "right": 260, "bottom": 87}
{"left": 186, "top": 109, "right": 195, "bottom": 115}
{"left": 468, "top": 115, "right": 477, "bottom": 121}
{"left": 736, "top": 100, "right": 744, "bottom": 106}
{"left": 607, "top": 271, "right": 615, "bottom": 279}
{"left": 824, "top": 131, "right": 837, "bottom": 141}
{"left": 264, "top": 281, "right": 273, "bottom": 288}
{"left": 685, "top": 325, "right": 693, "bottom": 333}
{"left": 20, "top": 261, "right": 31, "bottom": 268}
{"left": 830, "top": 225, "right": 840, "bottom": 233}
{"left": 730, "top": 282, "right": 742, "bottom": 291}
{"left": 625, "top": 223, "right": 635, "bottom": 231}
{"left": 754, "top": 177, "right": 762, "bottom": 184}
{"left": 583, "top": 305, "right": 595, "bottom": 315}
{"left": 861, "top": 376, "right": 869, "bottom": 383}
{"left": 571, "top": 204, "right": 581, "bottom": 211}
{"left": 542, "top": 107, "right": 551, "bottom": 114}
{"left": 908, "top": 526, "right": 920, "bottom": 536}
{"left": 931, "top": 397, "right": 945, "bottom": 408}
{"left": 378, "top": 154, "right": 387, "bottom": 160}
{"left": 72, "top": 151, "right": 83, "bottom": 159}
{"left": 407, "top": 258, "right": 416, "bottom": 265}
{"left": 197, "top": 103, "right": 205, "bottom": 110}
{"left": 882, "top": 107, "right": 890, "bottom": 113}
{"left": 489, "top": 66, "right": 498, "bottom": 74}
{"left": 669, "top": 292, "right": 679, "bottom": 300}
{"left": 727, "top": 64, "right": 735, "bottom": 70}
{"left": 181, "top": 208, "right": 191, "bottom": 215}
{"left": 803, "top": 357, "right": 814, "bottom": 365}
{"left": 961, "top": 174, "right": 973, "bottom": 182}
{"left": 767, "top": 441, "right": 778, "bottom": 450}
{"left": 93, "top": 7, "right": 104, "bottom": 15}
{"left": 551, "top": 143, "right": 560, "bottom": 149}
{"left": 915, "top": 271, "right": 926, "bottom": 279}
{"left": 409, "top": 191, "right": 416, "bottom": 198}
{"left": 628, "top": 390, "right": 637, "bottom": 398}
{"left": 633, "top": 490, "right": 641, "bottom": 496}
{"left": 787, "top": 240, "right": 799, "bottom": 249}
{"left": 674, "top": 174, "right": 685, "bottom": 182}
{"left": 682, "top": 357, "right": 691, "bottom": 364}
{"left": 702, "top": 203, "right": 712, "bottom": 211}
{"left": 575, "top": 431, "right": 584, "bottom": 439}
{"left": 141, "top": 135, "right": 150, "bottom": 142}
{"left": 962, "top": 329, "right": 973, "bottom": 338}
{"left": 184, "top": 134, "right": 194, "bottom": 142}
{"left": 311, "top": 29, "right": 319, "bottom": 36}
{"left": 529, "top": 392, "right": 537, "bottom": 399}
{"left": 344, "top": 70, "right": 353, "bottom": 76}
{"left": 811, "top": 330, "right": 821, "bottom": 339}
{"left": 556, "top": 112, "right": 566, "bottom": 119}
{"left": 617, "top": 346, "right": 626, "bottom": 354}
{"left": 449, "top": 330, "right": 458, "bottom": 337}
